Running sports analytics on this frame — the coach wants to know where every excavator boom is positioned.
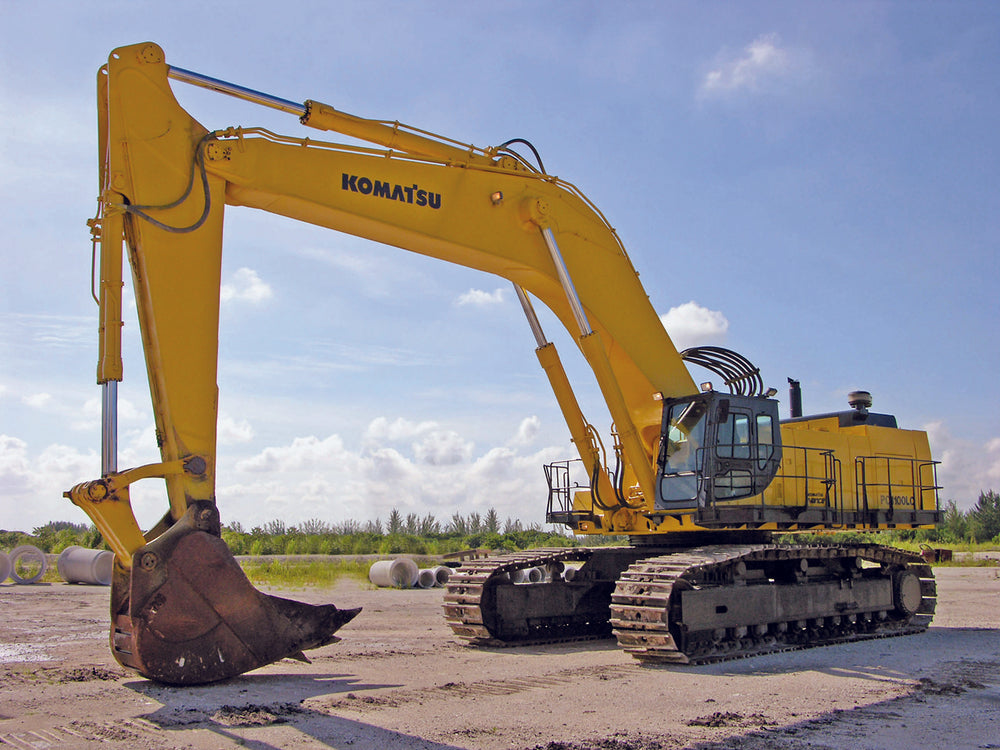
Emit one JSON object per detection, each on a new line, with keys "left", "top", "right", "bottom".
{"left": 69, "top": 42, "right": 691, "bottom": 683}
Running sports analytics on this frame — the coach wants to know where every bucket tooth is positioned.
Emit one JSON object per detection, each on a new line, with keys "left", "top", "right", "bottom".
{"left": 109, "top": 501, "right": 360, "bottom": 685}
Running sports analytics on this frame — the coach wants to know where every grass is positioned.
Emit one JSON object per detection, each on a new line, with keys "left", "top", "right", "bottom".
{"left": 4, "top": 553, "right": 60, "bottom": 584}
{"left": 237, "top": 557, "right": 377, "bottom": 589}
{"left": 936, "top": 557, "right": 1000, "bottom": 567}
{"left": 877, "top": 539, "right": 1000, "bottom": 566}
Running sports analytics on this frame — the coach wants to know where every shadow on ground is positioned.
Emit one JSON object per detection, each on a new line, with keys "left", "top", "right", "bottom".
{"left": 128, "top": 670, "right": 467, "bottom": 750}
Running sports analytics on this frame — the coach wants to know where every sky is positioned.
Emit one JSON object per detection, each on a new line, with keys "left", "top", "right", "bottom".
{"left": 1, "top": 1, "right": 998, "bottom": 533}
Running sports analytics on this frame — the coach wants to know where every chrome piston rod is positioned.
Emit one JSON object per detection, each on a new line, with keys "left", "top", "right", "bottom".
{"left": 167, "top": 66, "right": 306, "bottom": 117}
{"left": 513, "top": 284, "right": 548, "bottom": 348}
{"left": 540, "top": 227, "right": 592, "bottom": 337}
{"left": 102, "top": 381, "right": 117, "bottom": 475}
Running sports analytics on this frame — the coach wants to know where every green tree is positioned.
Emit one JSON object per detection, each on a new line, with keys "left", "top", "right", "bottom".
{"left": 969, "top": 490, "right": 1000, "bottom": 543}
{"left": 335, "top": 519, "right": 361, "bottom": 535}
{"left": 485, "top": 508, "right": 500, "bottom": 534}
{"left": 262, "top": 519, "right": 286, "bottom": 536}
{"left": 503, "top": 517, "right": 523, "bottom": 534}
{"left": 298, "top": 518, "right": 329, "bottom": 535}
{"left": 387, "top": 508, "right": 403, "bottom": 535}
{"left": 467, "top": 512, "right": 483, "bottom": 534}
{"left": 418, "top": 514, "right": 440, "bottom": 535}
{"left": 940, "top": 500, "right": 968, "bottom": 543}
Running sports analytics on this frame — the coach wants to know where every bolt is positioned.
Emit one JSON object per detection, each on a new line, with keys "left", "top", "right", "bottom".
{"left": 140, "top": 552, "right": 158, "bottom": 571}
{"left": 140, "top": 45, "right": 163, "bottom": 64}
{"left": 86, "top": 481, "right": 109, "bottom": 503}
{"left": 184, "top": 456, "right": 207, "bottom": 476}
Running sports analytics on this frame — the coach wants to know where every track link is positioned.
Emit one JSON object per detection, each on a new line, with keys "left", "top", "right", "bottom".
{"left": 610, "top": 544, "right": 936, "bottom": 664}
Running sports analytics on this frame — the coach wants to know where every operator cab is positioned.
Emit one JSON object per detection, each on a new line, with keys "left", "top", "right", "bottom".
{"left": 655, "top": 391, "right": 782, "bottom": 511}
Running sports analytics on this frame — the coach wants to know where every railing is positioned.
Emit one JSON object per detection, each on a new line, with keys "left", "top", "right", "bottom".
{"left": 546, "top": 450, "right": 941, "bottom": 528}
{"left": 695, "top": 443, "right": 843, "bottom": 522}
{"left": 544, "top": 459, "right": 590, "bottom": 524}
{"left": 855, "top": 455, "right": 941, "bottom": 520}
{"left": 770, "top": 445, "right": 842, "bottom": 515}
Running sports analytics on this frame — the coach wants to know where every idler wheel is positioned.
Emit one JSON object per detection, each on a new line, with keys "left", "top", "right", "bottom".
{"left": 893, "top": 570, "right": 922, "bottom": 617}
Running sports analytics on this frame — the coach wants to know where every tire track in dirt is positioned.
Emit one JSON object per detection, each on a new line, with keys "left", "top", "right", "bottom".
{"left": 323, "top": 664, "right": 640, "bottom": 712}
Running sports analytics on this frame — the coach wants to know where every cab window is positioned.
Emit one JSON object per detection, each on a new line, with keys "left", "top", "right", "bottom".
{"left": 717, "top": 412, "right": 751, "bottom": 459}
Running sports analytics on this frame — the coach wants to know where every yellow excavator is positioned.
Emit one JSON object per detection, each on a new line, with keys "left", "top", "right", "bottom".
{"left": 66, "top": 43, "right": 940, "bottom": 685}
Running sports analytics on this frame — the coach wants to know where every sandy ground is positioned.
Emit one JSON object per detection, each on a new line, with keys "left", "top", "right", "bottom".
{"left": 1, "top": 566, "right": 998, "bottom": 750}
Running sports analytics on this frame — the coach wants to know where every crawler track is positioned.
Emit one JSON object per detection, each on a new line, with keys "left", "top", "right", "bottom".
{"left": 443, "top": 548, "right": 601, "bottom": 645}
{"left": 444, "top": 544, "right": 936, "bottom": 663}
{"left": 610, "top": 544, "right": 936, "bottom": 664}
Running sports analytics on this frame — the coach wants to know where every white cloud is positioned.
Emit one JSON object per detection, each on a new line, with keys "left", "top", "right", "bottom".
{"left": 0, "top": 435, "right": 33, "bottom": 497}
{"left": 221, "top": 268, "right": 273, "bottom": 304}
{"left": 72, "top": 396, "right": 148, "bottom": 432}
{"left": 236, "top": 434, "right": 353, "bottom": 473}
{"left": 219, "top": 415, "right": 255, "bottom": 445}
{"left": 413, "top": 430, "right": 474, "bottom": 466}
{"left": 365, "top": 416, "right": 438, "bottom": 443}
{"left": 367, "top": 446, "right": 422, "bottom": 483}
{"left": 700, "top": 33, "right": 800, "bottom": 98}
{"left": 366, "top": 417, "right": 474, "bottom": 465}
{"left": 0, "top": 313, "right": 92, "bottom": 352}
{"left": 0, "top": 435, "right": 100, "bottom": 529}
{"left": 659, "top": 301, "right": 729, "bottom": 351}
{"left": 21, "top": 393, "right": 52, "bottom": 409}
{"left": 924, "top": 421, "right": 1000, "bottom": 509}
{"left": 456, "top": 288, "right": 505, "bottom": 307}
{"left": 118, "top": 424, "right": 162, "bottom": 471}
{"left": 213, "top": 416, "right": 567, "bottom": 528}
{"left": 509, "top": 415, "right": 541, "bottom": 447}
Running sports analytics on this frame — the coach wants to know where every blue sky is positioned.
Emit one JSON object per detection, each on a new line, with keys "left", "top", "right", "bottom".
{"left": 1, "top": 1, "right": 998, "bottom": 531}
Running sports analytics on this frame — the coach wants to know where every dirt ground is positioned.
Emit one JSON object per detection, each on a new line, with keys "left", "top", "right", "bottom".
{"left": 1, "top": 566, "right": 998, "bottom": 750}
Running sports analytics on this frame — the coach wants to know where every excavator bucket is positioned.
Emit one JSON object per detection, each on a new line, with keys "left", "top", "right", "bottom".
{"left": 108, "top": 502, "right": 360, "bottom": 685}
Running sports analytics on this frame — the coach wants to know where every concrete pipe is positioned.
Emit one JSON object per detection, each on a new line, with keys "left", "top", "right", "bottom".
{"left": 0, "top": 551, "right": 10, "bottom": 583}
{"left": 431, "top": 565, "right": 451, "bottom": 587}
{"left": 57, "top": 546, "right": 114, "bottom": 586}
{"left": 8, "top": 545, "right": 48, "bottom": 584}
{"left": 511, "top": 566, "right": 544, "bottom": 584}
{"left": 368, "top": 558, "right": 419, "bottom": 588}
{"left": 416, "top": 568, "right": 437, "bottom": 589}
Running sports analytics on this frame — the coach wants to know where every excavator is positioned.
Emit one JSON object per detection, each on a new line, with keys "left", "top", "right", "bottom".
{"left": 66, "top": 43, "right": 940, "bottom": 685}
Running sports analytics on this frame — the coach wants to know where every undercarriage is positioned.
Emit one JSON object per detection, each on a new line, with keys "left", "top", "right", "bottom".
{"left": 443, "top": 543, "right": 936, "bottom": 664}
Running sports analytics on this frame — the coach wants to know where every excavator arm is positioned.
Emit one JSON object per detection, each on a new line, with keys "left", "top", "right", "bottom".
{"left": 66, "top": 42, "right": 699, "bottom": 683}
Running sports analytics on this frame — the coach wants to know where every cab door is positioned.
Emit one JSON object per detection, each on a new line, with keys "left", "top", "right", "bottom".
{"left": 655, "top": 392, "right": 781, "bottom": 511}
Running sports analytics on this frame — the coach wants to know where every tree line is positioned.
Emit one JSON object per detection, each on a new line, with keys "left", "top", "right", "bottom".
{"left": 0, "top": 510, "right": 580, "bottom": 557}
{"left": 932, "top": 490, "right": 1000, "bottom": 544}
{"left": 220, "top": 509, "right": 578, "bottom": 556}
{"left": 4, "top": 490, "right": 998, "bottom": 556}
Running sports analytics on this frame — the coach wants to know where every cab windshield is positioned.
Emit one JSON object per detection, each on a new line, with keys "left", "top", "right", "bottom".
{"left": 657, "top": 398, "right": 709, "bottom": 504}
